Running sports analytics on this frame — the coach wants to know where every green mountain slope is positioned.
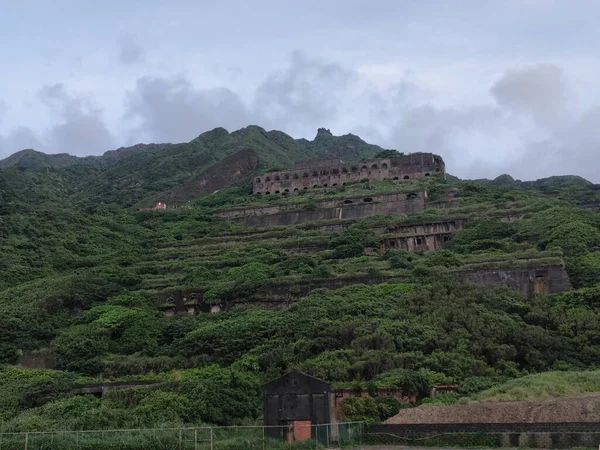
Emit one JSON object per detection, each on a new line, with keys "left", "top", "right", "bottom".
{"left": 1, "top": 126, "right": 600, "bottom": 433}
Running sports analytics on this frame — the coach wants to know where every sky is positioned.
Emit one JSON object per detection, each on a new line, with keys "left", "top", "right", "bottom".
{"left": 0, "top": 0, "right": 599, "bottom": 181}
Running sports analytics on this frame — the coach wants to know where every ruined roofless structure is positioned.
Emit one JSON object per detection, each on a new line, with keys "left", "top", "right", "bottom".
{"left": 253, "top": 152, "right": 445, "bottom": 195}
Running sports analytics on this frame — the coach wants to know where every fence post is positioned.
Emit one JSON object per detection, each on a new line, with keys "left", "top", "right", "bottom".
{"left": 76, "top": 431, "right": 79, "bottom": 450}
{"left": 210, "top": 427, "right": 214, "bottom": 450}
{"left": 195, "top": 429, "right": 198, "bottom": 450}
{"left": 326, "top": 424, "right": 330, "bottom": 448}
{"left": 179, "top": 429, "right": 182, "bottom": 450}
{"left": 262, "top": 425, "right": 265, "bottom": 450}
{"left": 24, "top": 433, "right": 28, "bottom": 450}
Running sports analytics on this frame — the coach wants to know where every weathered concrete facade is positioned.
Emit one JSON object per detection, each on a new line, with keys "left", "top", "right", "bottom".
{"left": 460, "top": 265, "right": 573, "bottom": 298}
{"left": 253, "top": 153, "right": 445, "bottom": 194}
{"left": 216, "top": 191, "right": 426, "bottom": 227}
{"left": 380, "top": 219, "right": 466, "bottom": 251}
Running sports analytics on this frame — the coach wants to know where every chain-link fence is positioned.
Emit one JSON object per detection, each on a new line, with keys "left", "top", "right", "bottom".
{"left": 0, "top": 422, "right": 364, "bottom": 450}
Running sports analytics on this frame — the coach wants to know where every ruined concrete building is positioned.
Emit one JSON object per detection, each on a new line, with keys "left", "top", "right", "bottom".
{"left": 253, "top": 153, "right": 445, "bottom": 195}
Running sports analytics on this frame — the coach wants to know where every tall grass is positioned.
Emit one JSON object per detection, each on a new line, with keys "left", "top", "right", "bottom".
{"left": 475, "top": 370, "right": 600, "bottom": 402}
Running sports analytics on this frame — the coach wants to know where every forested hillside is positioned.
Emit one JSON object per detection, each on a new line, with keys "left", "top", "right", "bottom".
{"left": 1, "top": 126, "right": 600, "bottom": 432}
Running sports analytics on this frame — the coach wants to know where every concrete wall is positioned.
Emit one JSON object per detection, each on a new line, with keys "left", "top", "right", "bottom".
{"left": 216, "top": 192, "right": 426, "bottom": 227}
{"left": 460, "top": 265, "right": 572, "bottom": 298}
{"left": 156, "top": 264, "right": 573, "bottom": 312}
{"left": 366, "top": 423, "right": 600, "bottom": 448}
{"left": 254, "top": 153, "right": 445, "bottom": 194}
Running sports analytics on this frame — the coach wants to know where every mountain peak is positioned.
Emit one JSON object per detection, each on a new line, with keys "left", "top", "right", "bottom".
{"left": 315, "top": 128, "right": 333, "bottom": 139}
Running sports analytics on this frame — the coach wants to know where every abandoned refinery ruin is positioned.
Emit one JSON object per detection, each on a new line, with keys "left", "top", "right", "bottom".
{"left": 253, "top": 152, "right": 445, "bottom": 194}
{"left": 148, "top": 151, "right": 574, "bottom": 316}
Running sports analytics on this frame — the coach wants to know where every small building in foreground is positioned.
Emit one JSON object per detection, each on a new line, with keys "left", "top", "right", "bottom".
{"left": 263, "top": 371, "right": 335, "bottom": 444}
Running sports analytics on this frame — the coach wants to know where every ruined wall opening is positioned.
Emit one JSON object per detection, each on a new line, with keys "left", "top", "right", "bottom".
{"left": 351, "top": 167, "right": 358, "bottom": 173}
{"left": 332, "top": 183, "right": 338, "bottom": 186}
{"left": 342, "top": 168, "right": 348, "bottom": 173}
{"left": 332, "top": 168, "right": 339, "bottom": 175}
{"left": 312, "top": 171, "right": 318, "bottom": 177}
{"left": 382, "top": 163, "right": 388, "bottom": 169}
{"left": 425, "top": 173, "right": 431, "bottom": 177}
{"left": 371, "top": 164, "right": 378, "bottom": 169}
{"left": 275, "top": 190, "right": 280, "bottom": 194}
{"left": 303, "top": 172, "right": 309, "bottom": 178}
{"left": 294, "top": 188, "right": 299, "bottom": 191}
{"left": 265, "top": 191, "right": 271, "bottom": 195}
{"left": 275, "top": 175, "right": 281, "bottom": 181}
{"left": 323, "top": 184, "right": 328, "bottom": 187}
{"left": 313, "top": 185, "right": 319, "bottom": 188}
{"left": 361, "top": 165, "right": 368, "bottom": 170}
{"left": 344, "top": 199, "right": 353, "bottom": 204}
{"left": 266, "top": 176, "right": 271, "bottom": 182}
{"left": 320, "top": 169, "right": 328, "bottom": 175}
{"left": 416, "top": 238, "right": 423, "bottom": 245}
{"left": 293, "top": 173, "right": 299, "bottom": 179}
{"left": 363, "top": 197, "right": 373, "bottom": 202}
{"left": 284, "top": 174, "right": 290, "bottom": 180}
{"left": 256, "top": 178, "right": 261, "bottom": 183}
{"left": 393, "top": 177, "right": 399, "bottom": 180}
{"left": 403, "top": 175, "right": 410, "bottom": 180}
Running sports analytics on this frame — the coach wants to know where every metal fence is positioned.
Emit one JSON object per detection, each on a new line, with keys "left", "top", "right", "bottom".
{"left": 0, "top": 422, "right": 364, "bottom": 450}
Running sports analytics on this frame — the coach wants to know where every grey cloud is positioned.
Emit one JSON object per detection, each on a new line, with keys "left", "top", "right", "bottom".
{"left": 490, "top": 64, "right": 568, "bottom": 127}
{"left": 38, "top": 83, "right": 115, "bottom": 155}
{"left": 125, "top": 76, "right": 250, "bottom": 143}
{"left": 118, "top": 35, "right": 144, "bottom": 65}
{"left": 0, "top": 127, "right": 41, "bottom": 158}
{"left": 253, "top": 52, "right": 357, "bottom": 135}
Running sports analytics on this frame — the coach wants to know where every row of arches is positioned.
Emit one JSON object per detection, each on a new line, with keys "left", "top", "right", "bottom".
{"left": 255, "top": 163, "right": 396, "bottom": 184}
{"left": 255, "top": 174, "right": 432, "bottom": 194}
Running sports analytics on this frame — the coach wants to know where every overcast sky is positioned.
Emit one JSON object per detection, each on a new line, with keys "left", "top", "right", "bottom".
{"left": 1, "top": 0, "right": 599, "bottom": 181}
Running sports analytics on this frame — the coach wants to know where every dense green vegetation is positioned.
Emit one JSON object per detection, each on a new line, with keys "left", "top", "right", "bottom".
{"left": 1, "top": 126, "right": 600, "bottom": 435}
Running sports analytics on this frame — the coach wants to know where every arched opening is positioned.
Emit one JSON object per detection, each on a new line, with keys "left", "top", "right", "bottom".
{"left": 351, "top": 167, "right": 358, "bottom": 173}
{"left": 323, "top": 183, "right": 328, "bottom": 187}
{"left": 275, "top": 190, "right": 280, "bottom": 194}
{"left": 393, "top": 177, "right": 399, "bottom": 180}
{"left": 294, "top": 188, "right": 299, "bottom": 191}
{"left": 284, "top": 189, "right": 289, "bottom": 193}
{"left": 284, "top": 174, "right": 290, "bottom": 180}
{"left": 389, "top": 240, "right": 397, "bottom": 247}
{"left": 303, "top": 187, "right": 308, "bottom": 190}
{"left": 382, "top": 163, "right": 388, "bottom": 169}
{"left": 416, "top": 237, "right": 423, "bottom": 245}
{"left": 303, "top": 172, "right": 309, "bottom": 178}
{"left": 342, "top": 167, "right": 348, "bottom": 173}
{"left": 332, "top": 168, "right": 339, "bottom": 175}
{"left": 255, "top": 192, "right": 262, "bottom": 195}
{"left": 425, "top": 173, "right": 431, "bottom": 177}
{"left": 320, "top": 169, "right": 328, "bottom": 175}
{"left": 332, "top": 183, "right": 338, "bottom": 186}
{"left": 255, "top": 178, "right": 261, "bottom": 183}
{"left": 443, "top": 235, "right": 450, "bottom": 242}
{"left": 403, "top": 175, "right": 410, "bottom": 180}
{"left": 407, "top": 192, "right": 418, "bottom": 199}
{"left": 265, "top": 191, "right": 271, "bottom": 195}
{"left": 361, "top": 165, "right": 368, "bottom": 170}
{"left": 371, "top": 164, "right": 378, "bottom": 170}
{"left": 266, "top": 177, "right": 271, "bottom": 182}
{"left": 293, "top": 173, "right": 299, "bottom": 179}
{"left": 312, "top": 171, "right": 318, "bottom": 177}
{"left": 363, "top": 197, "right": 373, "bottom": 202}
{"left": 342, "top": 182, "right": 346, "bottom": 186}
{"left": 313, "top": 185, "right": 319, "bottom": 188}
{"left": 391, "top": 161, "right": 398, "bottom": 167}
{"left": 275, "top": 175, "right": 280, "bottom": 181}
{"left": 343, "top": 199, "right": 353, "bottom": 204}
